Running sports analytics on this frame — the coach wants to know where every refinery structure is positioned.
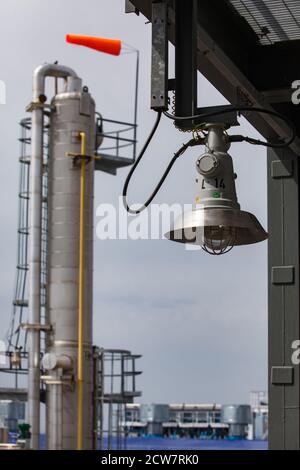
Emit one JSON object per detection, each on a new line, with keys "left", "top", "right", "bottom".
{"left": 0, "top": 54, "right": 142, "bottom": 450}
{"left": 0, "top": 0, "right": 300, "bottom": 451}
{"left": 124, "top": 397, "right": 268, "bottom": 441}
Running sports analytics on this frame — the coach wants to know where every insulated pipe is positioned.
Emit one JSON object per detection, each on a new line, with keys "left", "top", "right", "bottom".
{"left": 77, "top": 132, "right": 87, "bottom": 450}
{"left": 46, "top": 88, "right": 95, "bottom": 449}
{"left": 28, "top": 64, "right": 80, "bottom": 449}
{"left": 52, "top": 379, "right": 63, "bottom": 450}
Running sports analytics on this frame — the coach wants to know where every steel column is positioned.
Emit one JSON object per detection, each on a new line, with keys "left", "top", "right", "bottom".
{"left": 268, "top": 147, "right": 300, "bottom": 449}
{"left": 174, "top": 0, "right": 198, "bottom": 130}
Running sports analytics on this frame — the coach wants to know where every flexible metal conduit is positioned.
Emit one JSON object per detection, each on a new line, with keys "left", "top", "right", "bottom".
{"left": 28, "top": 64, "right": 79, "bottom": 449}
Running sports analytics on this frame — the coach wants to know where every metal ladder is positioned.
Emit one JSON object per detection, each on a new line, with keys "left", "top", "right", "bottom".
{"left": 5, "top": 115, "right": 49, "bottom": 361}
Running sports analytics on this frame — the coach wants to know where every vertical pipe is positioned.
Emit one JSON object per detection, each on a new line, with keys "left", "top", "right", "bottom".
{"left": 52, "top": 380, "right": 63, "bottom": 450}
{"left": 92, "top": 347, "right": 99, "bottom": 450}
{"left": 28, "top": 104, "right": 43, "bottom": 449}
{"left": 28, "top": 64, "right": 79, "bottom": 449}
{"left": 77, "top": 132, "right": 86, "bottom": 450}
{"left": 133, "top": 51, "right": 139, "bottom": 161}
{"left": 99, "top": 351, "right": 104, "bottom": 450}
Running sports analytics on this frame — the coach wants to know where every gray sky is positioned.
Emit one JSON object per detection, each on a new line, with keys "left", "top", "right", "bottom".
{"left": 0, "top": 0, "right": 267, "bottom": 405}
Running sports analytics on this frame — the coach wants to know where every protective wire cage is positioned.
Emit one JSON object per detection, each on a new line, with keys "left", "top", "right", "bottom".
{"left": 201, "top": 226, "right": 237, "bottom": 255}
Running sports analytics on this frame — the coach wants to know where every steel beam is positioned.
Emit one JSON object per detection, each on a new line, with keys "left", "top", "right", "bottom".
{"left": 125, "top": 0, "right": 139, "bottom": 14}
{"left": 130, "top": 0, "right": 300, "bottom": 153}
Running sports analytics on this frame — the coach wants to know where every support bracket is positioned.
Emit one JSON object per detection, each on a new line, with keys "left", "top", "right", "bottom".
{"left": 20, "top": 323, "right": 52, "bottom": 332}
{"left": 151, "top": 1, "right": 169, "bottom": 110}
{"left": 195, "top": 105, "right": 239, "bottom": 128}
{"left": 125, "top": 0, "right": 139, "bottom": 15}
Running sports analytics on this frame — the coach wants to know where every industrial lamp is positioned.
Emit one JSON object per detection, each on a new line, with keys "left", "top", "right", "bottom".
{"left": 122, "top": 1, "right": 295, "bottom": 255}
{"left": 165, "top": 124, "right": 268, "bottom": 254}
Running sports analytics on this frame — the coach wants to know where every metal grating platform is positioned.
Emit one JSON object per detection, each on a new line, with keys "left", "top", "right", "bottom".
{"left": 228, "top": 0, "right": 300, "bottom": 45}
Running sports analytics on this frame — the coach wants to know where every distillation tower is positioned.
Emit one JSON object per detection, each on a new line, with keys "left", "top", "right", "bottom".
{"left": 0, "top": 62, "right": 141, "bottom": 450}
{"left": 28, "top": 64, "right": 95, "bottom": 449}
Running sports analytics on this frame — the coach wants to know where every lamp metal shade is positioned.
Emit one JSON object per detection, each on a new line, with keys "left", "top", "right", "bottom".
{"left": 165, "top": 207, "right": 268, "bottom": 248}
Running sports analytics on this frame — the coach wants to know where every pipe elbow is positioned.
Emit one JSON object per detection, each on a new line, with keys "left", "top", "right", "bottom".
{"left": 33, "top": 63, "right": 79, "bottom": 100}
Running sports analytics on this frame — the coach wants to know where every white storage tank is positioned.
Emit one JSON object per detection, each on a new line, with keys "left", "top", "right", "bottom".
{"left": 140, "top": 404, "right": 169, "bottom": 436}
{"left": 221, "top": 405, "right": 252, "bottom": 439}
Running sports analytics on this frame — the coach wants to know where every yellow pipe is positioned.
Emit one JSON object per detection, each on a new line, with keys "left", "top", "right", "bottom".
{"left": 77, "top": 131, "right": 86, "bottom": 450}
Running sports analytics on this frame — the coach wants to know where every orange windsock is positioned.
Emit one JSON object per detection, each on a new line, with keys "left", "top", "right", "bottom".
{"left": 66, "top": 34, "right": 122, "bottom": 56}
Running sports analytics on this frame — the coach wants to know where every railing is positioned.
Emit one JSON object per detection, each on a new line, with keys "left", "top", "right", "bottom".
{"left": 95, "top": 114, "right": 137, "bottom": 163}
{"left": 96, "top": 349, "right": 142, "bottom": 450}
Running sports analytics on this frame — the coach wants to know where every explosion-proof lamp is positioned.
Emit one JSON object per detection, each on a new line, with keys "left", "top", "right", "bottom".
{"left": 165, "top": 124, "right": 268, "bottom": 254}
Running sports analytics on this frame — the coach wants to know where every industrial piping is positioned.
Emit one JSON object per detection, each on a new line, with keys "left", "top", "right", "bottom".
{"left": 45, "top": 70, "right": 95, "bottom": 449}
{"left": 28, "top": 64, "right": 80, "bottom": 449}
{"left": 77, "top": 131, "right": 87, "bottom": 450}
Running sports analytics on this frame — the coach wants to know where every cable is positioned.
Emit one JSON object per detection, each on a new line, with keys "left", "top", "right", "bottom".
{"left": 163, "top": 106, "right": 296, "bottom": 149}
{"left": 123, "top": 111, "right": 161, "bottom": 214}
{"left": 122, "top": 111, "right": 200, "bottom": 214}
{"left": 123, "top": 105, "right": 295, "bottom": 215}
